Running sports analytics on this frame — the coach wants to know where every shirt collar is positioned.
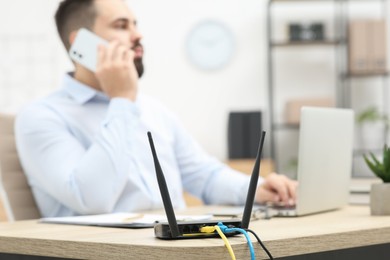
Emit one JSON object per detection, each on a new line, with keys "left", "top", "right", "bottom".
{"left": 62, "top": 72, "right": 109, "bottom": 104}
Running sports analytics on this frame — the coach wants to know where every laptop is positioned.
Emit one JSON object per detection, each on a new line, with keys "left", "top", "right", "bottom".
{"left": 274, "top": 107, "right": 354, "bottom": 217}
{"left": 147, "top": 131, "right": 265, "bottom": 239}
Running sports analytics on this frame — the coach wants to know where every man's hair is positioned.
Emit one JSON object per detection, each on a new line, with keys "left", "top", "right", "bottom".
{"left": 55, "top": 0, "right": 97, "bottom": 51}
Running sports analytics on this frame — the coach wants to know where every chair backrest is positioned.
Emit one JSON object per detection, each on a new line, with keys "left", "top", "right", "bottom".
{"left": 0, "top": 113, "right": 41, "bottom": 221}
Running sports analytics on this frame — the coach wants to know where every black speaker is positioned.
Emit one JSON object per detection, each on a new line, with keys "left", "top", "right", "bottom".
{"left": 228, "top": 111, "right": 262, "bottom": 159}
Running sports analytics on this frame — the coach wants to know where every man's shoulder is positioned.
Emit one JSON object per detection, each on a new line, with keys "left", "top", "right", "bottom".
{"left": 19, "top": 91, "right": 60, "bottom": 111}
{"left": 16, "top": 91, "right": 70, "bottom": 127}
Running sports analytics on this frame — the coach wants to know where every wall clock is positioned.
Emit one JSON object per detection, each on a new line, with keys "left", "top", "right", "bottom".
{"left": 186, "top": 20, "right": 235, "bottom": 71}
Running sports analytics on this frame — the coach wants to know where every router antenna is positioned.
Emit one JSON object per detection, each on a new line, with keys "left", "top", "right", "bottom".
{"left": 147, "top": 132, "right": 180, "bottom": 238}
{"left": 241, "top": 131, "right": 266, "bottom": 229}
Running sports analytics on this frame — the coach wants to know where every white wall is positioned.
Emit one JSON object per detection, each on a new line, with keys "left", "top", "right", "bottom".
{"left": 130, "top": 0, "right": 267, "bottom": 160}
{"left": 0, "top": 0, "right": 388, "bottom": 173}
{"left": 0, "top": 0, "right": 268, "bottom": 161}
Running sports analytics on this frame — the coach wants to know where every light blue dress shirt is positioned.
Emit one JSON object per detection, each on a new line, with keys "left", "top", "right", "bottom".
{"left": 15, "top": 73, "right": 260, "bottom": 217}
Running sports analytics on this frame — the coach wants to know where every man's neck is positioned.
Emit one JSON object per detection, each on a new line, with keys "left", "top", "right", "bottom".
{"left": 74, "top": 67, "right": 101, "bottom": 92}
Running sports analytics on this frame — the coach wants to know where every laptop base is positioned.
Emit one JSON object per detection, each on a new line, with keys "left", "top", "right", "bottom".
{"left": 273, "top": 209, "right": 298, "bottom": 217}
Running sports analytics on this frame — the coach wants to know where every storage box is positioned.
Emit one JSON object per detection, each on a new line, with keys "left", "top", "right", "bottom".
{"left": 349, "top": 20, "right": 370, "bottom": 74}
{"left": 285, "top": 98, "right": 334, "bottom": 124}
{"left": 288, "top": 22, "right": 325, "bottom": 41}
{"left": 348, "top": 19, "right": 388, "bottom": 74}
{"left": 369, "top": 19, "right": 387, "bottom": 73}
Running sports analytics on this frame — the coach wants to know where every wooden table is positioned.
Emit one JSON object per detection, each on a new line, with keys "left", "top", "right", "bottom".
{"left": 0, "top": 200, "right": 6, "bottom": 222}
{"left": 0, "top": 205, "right": 389, "bottom": 259}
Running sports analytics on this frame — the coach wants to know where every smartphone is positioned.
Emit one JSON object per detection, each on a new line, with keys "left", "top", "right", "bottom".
{"left": 69, "top": 28, "right": 108, "bottom": 72}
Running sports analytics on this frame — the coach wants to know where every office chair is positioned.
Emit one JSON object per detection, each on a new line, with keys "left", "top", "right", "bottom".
{"left": 0, "top": 113, "right": 41, "bottom": 221}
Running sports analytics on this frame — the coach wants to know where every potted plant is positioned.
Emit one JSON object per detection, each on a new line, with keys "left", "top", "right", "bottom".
{"left": 363, "top": 145, "right": 390, "bottom": 215}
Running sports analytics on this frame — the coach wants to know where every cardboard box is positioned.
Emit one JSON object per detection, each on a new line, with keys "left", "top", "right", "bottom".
{"left": 349, "top": 20, "right": 370, "bottom": 74}
{"left": 285, "top": 98, "right": 334, "bottom": 124}
{"left": 369, "top": 19, "right": 387, "bottom": 73}
{"left": 348, "top": 19, "right": 388, "bottom": 74}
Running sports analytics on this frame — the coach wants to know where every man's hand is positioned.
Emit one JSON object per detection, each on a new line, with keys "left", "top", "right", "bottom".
{"left": 255, "top": 173, "right": 298, "bottom": 205}
{"left": 95, "top": 40, "right": 139, "bottom": 101}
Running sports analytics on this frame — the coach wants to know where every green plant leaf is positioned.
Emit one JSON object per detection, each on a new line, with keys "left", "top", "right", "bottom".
{"left": 382, "top": 144, "right": 390, "bottom": 182}
{"left": 356, "top": 107, "right": 381, "bottom": 124}
{"left": 384, "top": 175, "right": 390, "bottom": 182}
{"left": 363, "top": 153, "right": 385, "bottom": 180}
{"left": 383, "top": 145, "right": 390, "bottom": 172}
{"left": 371, "top": 153, "right": 386, "bottom": 178}
{"left": 370, "top": 152, "right": 381, "bottom": 168}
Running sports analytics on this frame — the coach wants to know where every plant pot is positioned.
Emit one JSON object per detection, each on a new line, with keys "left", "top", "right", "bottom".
{"left": 370, "top": 183, "right": 390, "bottom": 215}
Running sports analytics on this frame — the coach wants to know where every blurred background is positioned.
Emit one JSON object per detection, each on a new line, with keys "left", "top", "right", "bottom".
{"left": 0, "top": 0, "right": 389, "bottom": 178}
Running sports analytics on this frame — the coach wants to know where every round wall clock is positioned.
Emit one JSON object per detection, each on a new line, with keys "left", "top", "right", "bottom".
{"left": 186, "top": 20, "right": 235, "bottom": 71}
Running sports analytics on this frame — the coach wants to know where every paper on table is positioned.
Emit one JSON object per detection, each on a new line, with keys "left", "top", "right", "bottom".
{"left": 40, "top": 213, "right": 212, "bottom": 228}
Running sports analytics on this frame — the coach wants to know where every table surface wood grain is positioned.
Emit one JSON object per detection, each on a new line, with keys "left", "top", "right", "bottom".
{"left": 0, "top": 205, "right": 389, "bottom": 259}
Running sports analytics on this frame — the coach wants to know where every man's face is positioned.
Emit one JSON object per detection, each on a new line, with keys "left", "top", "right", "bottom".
{"left": 92, "top": 0, "right": 144, "bottom": 77}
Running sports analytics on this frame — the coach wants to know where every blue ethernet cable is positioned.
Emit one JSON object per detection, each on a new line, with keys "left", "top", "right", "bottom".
{"left": 217, "top": 222, "right": 256, "bottom": 260}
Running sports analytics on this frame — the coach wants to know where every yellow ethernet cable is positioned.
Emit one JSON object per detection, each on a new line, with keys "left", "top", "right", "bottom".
{"left": 215, "top": 225, "right": 236, "bottom": 260}
{"left": 199, "top": 226, "right": 216, "bottom": 233}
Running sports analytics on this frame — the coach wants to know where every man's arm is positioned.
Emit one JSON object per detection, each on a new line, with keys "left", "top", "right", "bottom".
{"left": 170, "top": 115, "right": 297, "bottom": 206}
{"left": 15, "top": 40, "right": 142, "bottom": 216}
{"left": 15, "top": 98, "right": 139, "bottom": 215}
{"left": 169, "top": 117, "right": 257, "bottom": 205}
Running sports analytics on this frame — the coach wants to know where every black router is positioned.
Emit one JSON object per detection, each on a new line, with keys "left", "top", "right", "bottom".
{"left": 147, "top": 131, "right": 266, "bottom": 239}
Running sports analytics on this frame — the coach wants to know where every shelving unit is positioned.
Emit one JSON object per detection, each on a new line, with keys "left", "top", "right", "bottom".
{"left": 266, "top": 0, "right": 389, "bottom": 176}
{"left": 338, "top": 0, "right": 389, "bottom": 178}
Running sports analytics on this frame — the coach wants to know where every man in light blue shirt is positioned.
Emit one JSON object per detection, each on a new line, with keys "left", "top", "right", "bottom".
{"left": 15, "top": 0, "right": 297, "bottom": 218}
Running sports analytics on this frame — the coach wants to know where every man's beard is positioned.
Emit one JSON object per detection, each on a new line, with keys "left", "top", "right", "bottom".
{"left": 132, "top": 41, "right": 144, "bottom": 78}
{"left": 134, "top": 58, "right": 144, "bottom": 78}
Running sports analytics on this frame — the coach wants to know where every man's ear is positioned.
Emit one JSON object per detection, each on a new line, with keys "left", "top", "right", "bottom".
{"left": 68, "top": 30, "right": 78, "bottom": 46}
